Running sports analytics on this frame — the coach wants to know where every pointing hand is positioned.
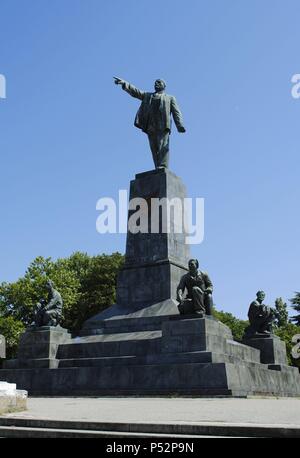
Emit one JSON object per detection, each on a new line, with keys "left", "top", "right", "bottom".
{"left": 114, "top": 77, "right": 124, "bottom": 85}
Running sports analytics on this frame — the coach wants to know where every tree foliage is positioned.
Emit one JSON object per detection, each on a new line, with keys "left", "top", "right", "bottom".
{"left": 290, "top": 292, "right": 300, "bottom": 326}
{"left": 0, "top": 316, "right": 25, "bottom": 360}
{"left": 213, "top": 308, "right": 249, "bottom": 341}
{"left": 273, "top": 297, "right": 289, "bottom": 328}
{"left": 0, "top": 252, "right": 124, "bottom": 351}
{"left": 274, "top": 322, "right": 300, "bottom": 366}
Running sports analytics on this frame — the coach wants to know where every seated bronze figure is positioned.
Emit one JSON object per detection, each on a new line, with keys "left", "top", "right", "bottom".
{"left": 177, "top": 259, "right": 213, "bottom": 316}
{"left": 244, "top": 291, "right": 274, "bottom": 338}
{"left": 32, "top": 280, "right": 63, "bottom": 327}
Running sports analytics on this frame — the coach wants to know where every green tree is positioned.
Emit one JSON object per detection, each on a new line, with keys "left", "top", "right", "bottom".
{"left": 273, "top": 297, "right": 289, "bottom": 328}
{"left": 274, "top": 322, "right": 300, "bottom": 366}
{"left": 0, "top": 252, "right": 124, "bottom": 356}
{"left": 0, "top": 316, "right": 25, "bottom": 360}
{"left": 213, "top": 308, "right": 249, "bottom": 341}
{"left": 0, "top": 256, "right": 80, "bottom": 327}
{"left": 61, "top": 251, "right": 124, "bottom": 331}
{"left": 290, "top": 292, "right": 300, "bottom": 325}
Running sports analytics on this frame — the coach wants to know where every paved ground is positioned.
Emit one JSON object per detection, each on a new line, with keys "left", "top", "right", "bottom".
{"left": 4, "top": 397, "right": 300, "bottom": 427}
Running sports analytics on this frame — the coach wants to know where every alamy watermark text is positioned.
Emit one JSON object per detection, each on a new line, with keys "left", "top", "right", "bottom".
{"left": 96, "top": 190, "right": 205, "bottom": 245}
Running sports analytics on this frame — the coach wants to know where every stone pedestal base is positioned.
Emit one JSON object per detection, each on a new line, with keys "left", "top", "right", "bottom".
{"left": 1, "top": 316, "right": 300, "bottom": 397}
{"left": 113, "top": 168, "right": 190, "bottom": 316}
{"left": 242, "top": 335, "right": 287, "bottom": 365}
{"left": 83, "top": 168, "right": 191, "bottom": 329}
{"left": 117, "top": 262, "right": 187, "bottom": 309}
{"left": 4, "top": 326, "right": 71, "bottom": 369}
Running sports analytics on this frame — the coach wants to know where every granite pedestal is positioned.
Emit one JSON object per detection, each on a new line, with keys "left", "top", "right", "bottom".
{"left": 1, "top": 315, "right": 300, "bottom": 397}
{"left": 243, "top": 335, "right": 288, "bottom": 365}
{"left": 5, "top": 326, "right": 71, "bottom": 369}
{"left": 83, "top": 168, "right": 190, "bottom": 335}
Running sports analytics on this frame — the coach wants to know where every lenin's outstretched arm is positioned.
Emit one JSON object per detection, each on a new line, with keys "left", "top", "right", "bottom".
{"left": 114, "top": 77, "right": 145, "bottom": 101}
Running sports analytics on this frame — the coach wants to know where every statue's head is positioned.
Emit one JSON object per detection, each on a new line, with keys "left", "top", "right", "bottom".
{"left": 46, "top": 280, "right": 54, "bottom": 291}
{"left": 188, "top": 259, "right": 199, "bottom": 274}
{"left": 256, "top": 290, "right": 266, "bottom": 302}
{"left": 154, "top": 79, "right": 166, "bottom": 92}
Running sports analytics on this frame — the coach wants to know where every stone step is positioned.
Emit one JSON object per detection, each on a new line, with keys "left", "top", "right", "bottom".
{"left": 0, "top": 425, "right": 243, "bottom": 438}
{"left": 0, "top": 425, "right": 207, "bottom": 438}
{"left": 0, "top": 362, "right": 235, "bottom": 395}
{"left": 226, "top": 340, "right": 261, "bottom": 364}
{"left": 2, "top": 358, "right": 300, "bottom": 397}
{"left": 57, "top": 336, "right": 161, "bottom": 359}
{"left": 0, "top": 418, "right": 299, "bottom": 438}
{"left": 58, "top": 355, "right": 139, "bottom": 368}
{"left": 73, "top": 330, "right": 162, "bottom": 343}
{"left": 58, "top": 351, "right": 216, "bottom": 368}
{"left": 3, "top": 350, "right": 259, "bottom": 371}
{"left": 58, "top": 330, "right": 258, "bottom": 363}
{"left": 57, "top": 349, "right": 260, "bottom": 369}
{"left": 80, "top": 314, "right": 171, "bottom": 336}
{"left": 4, "top": 358, "right": 60, "bottom": 369}
{"left": 3, "top": 359, "right": 300, "bottom": 397}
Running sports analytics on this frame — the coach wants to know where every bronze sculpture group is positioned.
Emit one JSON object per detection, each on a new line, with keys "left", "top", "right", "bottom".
{"left": 29, "top": 79, "right": 276, "bottom": 338}
{"left": 176, "top": 260, "right": 275, "bottom": 338}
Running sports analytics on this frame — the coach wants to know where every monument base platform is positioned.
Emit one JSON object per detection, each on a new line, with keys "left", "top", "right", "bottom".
{"left": 1, "top": 316, "right": 300, "bottom": 397}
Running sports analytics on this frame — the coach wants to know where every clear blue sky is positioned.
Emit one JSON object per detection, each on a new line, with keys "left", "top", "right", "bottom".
{"left": 0, "top": 0, "right": 299, "bottom": 319}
